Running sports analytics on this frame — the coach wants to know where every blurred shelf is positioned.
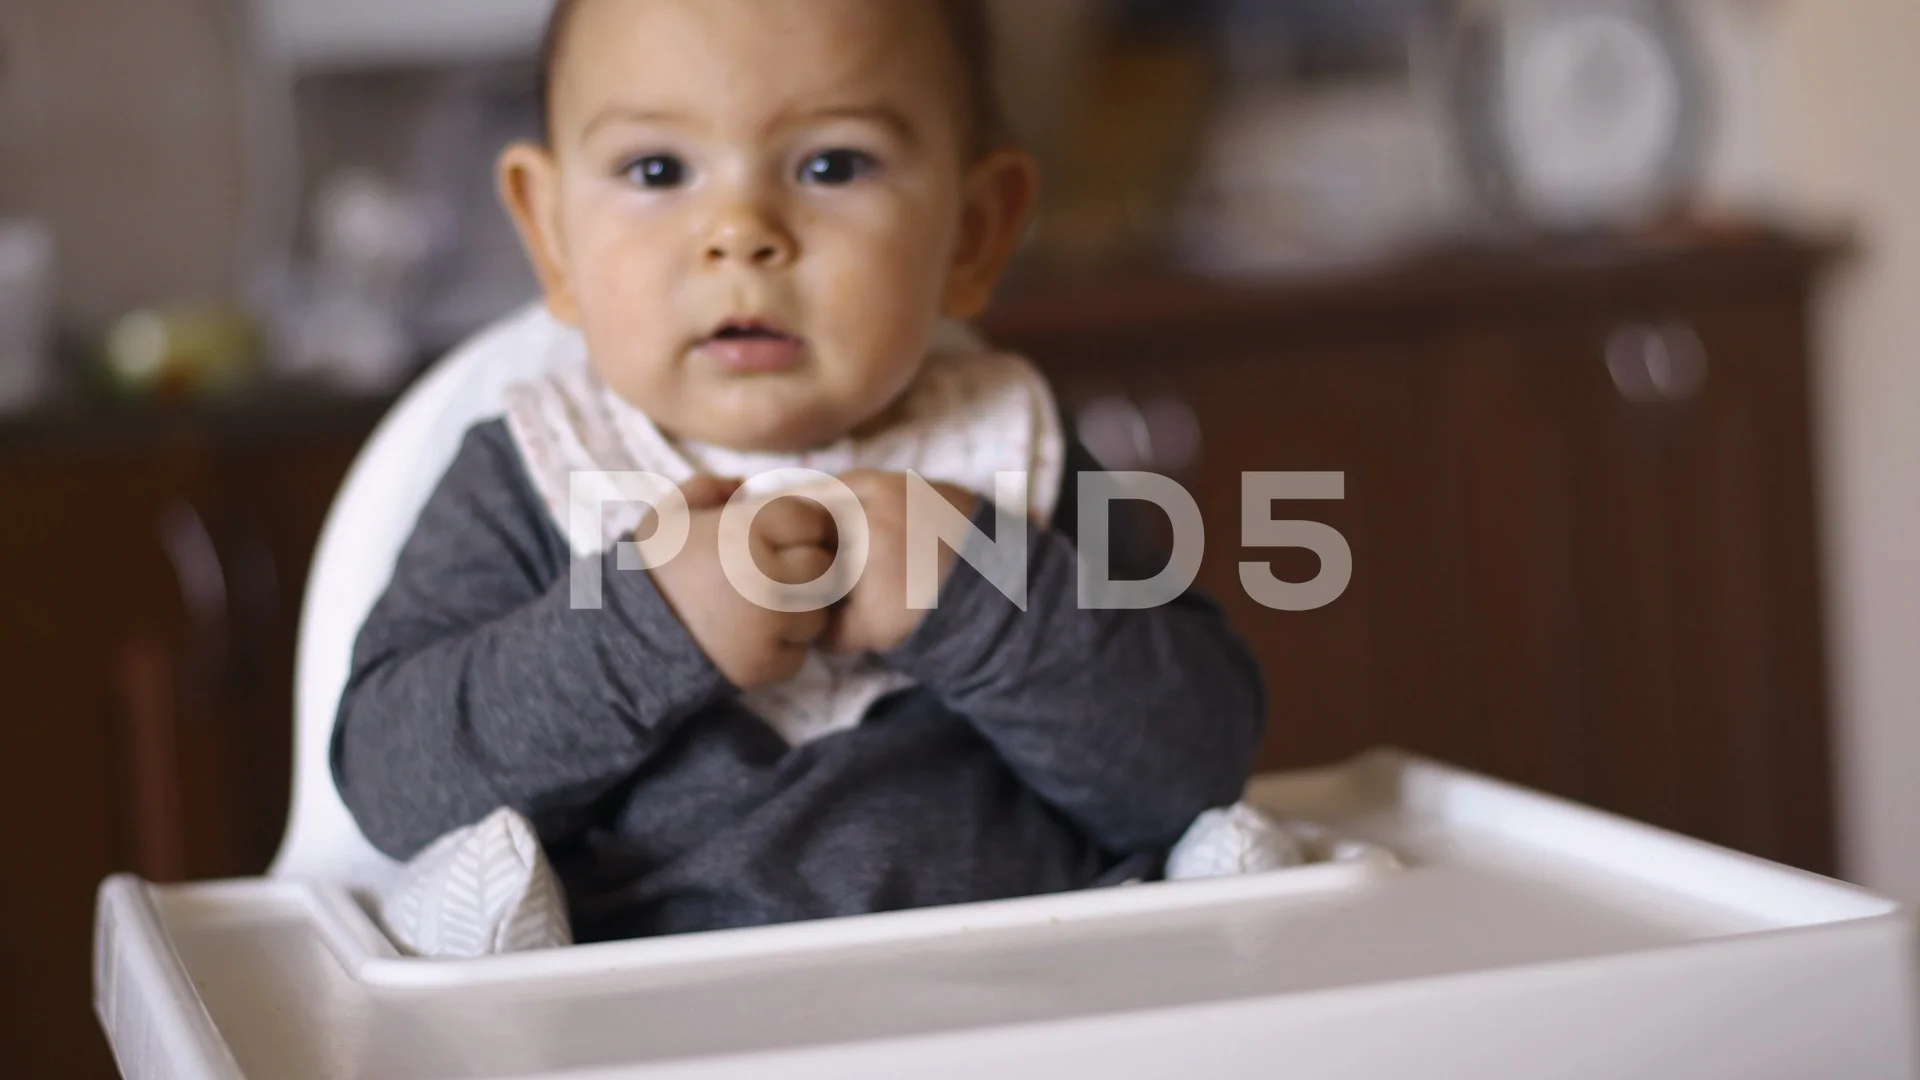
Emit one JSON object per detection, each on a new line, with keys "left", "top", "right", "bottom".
{"left": 987, "top": 225, "right": 1853, "bottom": 351}
{"left": 0, "top": 381, "right": 400, "bottom": 458}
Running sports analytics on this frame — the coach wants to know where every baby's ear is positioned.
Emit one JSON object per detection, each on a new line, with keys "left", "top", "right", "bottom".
{"left": 942, "top": 148, "right": 1041, "bottom": 321}
{"left": 498, "top": 142, "right": 582, "bottom": 326}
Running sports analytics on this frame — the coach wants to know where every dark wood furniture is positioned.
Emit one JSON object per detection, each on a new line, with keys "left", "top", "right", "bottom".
{"left": 0, "top": 230, "right": 1839, "bottom": 1076}
{"left": 0, "top": 395, "right": 387, "bottom": 1078}
{"left": 989, "top": 229, "right": 1842, "bottom": 878}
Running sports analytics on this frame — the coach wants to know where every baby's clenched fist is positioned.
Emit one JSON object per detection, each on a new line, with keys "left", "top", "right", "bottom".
{"left": 828, "top": 470, "right": 982, "bottom": 655}
{"left": 646, "top": 477, "right": 837, "bottom": 689}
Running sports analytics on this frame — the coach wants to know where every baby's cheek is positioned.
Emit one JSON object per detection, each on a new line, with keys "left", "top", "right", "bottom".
{"left": 575, "top": 256, "right": 680, "bottom": 407}
{"left": 580, "top": 232, "right": 667, "bottom": 305}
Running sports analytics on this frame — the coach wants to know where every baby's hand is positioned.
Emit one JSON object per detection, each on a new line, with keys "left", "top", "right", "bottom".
{"left": 647, "top": 477, "right": 837, "bottom": 689}
{"left": 829, "top": 471, "right": 981, "bottom": 655}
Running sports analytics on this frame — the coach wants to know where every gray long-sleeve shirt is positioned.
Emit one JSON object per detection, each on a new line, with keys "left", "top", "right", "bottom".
{"left": 332, "top": 419, "right": 1266, "bottom": 942}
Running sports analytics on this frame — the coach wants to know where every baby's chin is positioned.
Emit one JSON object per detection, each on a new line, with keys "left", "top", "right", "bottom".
{"left": 663, "top": 398, "right": 874, "bottom": 454}
{"left": 601, "top": 359, "right": 919, "bottom": 454}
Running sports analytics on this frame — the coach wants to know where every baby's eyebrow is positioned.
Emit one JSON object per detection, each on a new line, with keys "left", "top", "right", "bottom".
{"left": 578, "top": 102, "right": 920, "bottom": 147}
{"left": 793, "top": 105, "right": 919, "bottom": 147}
{"left": 581, "top": 105, "right": 695, "bottom": 143}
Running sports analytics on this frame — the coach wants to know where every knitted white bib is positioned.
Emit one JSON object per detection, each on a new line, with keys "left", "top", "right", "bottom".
{"left": 502, "top": 324, "right": 1066, "bottom": 747}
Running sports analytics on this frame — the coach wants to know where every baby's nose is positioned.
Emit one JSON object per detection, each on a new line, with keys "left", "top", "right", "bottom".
{"left": 704, "top": 209, "right": 796, "bottom": 269}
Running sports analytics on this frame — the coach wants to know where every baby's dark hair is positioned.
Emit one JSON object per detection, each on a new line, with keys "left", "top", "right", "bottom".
{"left": 535, "top": 0, "right": 1006, "bottom": 157}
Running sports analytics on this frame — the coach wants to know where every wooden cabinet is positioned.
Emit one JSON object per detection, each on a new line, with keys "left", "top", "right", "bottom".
{"left": 0, "top": 445, "right": 199, "bottom": 1079}
{"left": 989, "top": 231, "right": 1840, "bottom": 876}
{"left": 1413, "top": 298, "right": 1833, "bottom": 872}
{"left": 0, "top": 404, "right": 378, "bottom": 1078}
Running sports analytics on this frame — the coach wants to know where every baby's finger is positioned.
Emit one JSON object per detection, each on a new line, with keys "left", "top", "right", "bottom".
{"left": 752, "top": 494, "right": 838, "bottom": 549}
{"left": 739, "top": 544, "right": 841, "bottom": 612}
{"left": 768, "top": 543, "right": 837, "bottom": 588}
{"left": 820, "top": 607, "right": 875, "bottom": 656}
{"left": 833, "top": 470, "right": 891, "bottom": 495}
{"left": 780, "top": 607, "right": 832, "bottom": 648}
{"left": 681, "top": 475, "right": 744, "bottom": 511}
{"left": 757, "top": 643, "right": 811, "bottom": 687}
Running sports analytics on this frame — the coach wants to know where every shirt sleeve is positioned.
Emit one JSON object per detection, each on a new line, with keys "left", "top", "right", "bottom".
{"left": 330, "top": 420, "right": 733, "bottom": 860}
{"left": 883, "top": 442, "right": 1269, "bottom": 854}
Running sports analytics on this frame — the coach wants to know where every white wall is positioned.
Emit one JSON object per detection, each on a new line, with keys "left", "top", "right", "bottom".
{"left": 1698, "top": 0, "right": 1920, "bottom": 898}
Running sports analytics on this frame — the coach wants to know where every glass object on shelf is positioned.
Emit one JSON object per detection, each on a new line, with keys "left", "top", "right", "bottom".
{"left": 279, "top": 169, "right": 443, "bottom": 393}
{"left": 1173, "top": 0, "right": 1466, "bottom": 274}
{"left": 0, "top": 220, "right": 55, "bottom": 413}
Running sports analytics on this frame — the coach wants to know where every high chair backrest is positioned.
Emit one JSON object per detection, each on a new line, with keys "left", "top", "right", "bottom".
{"left": 269, "top": 304, "right": 585, "bottom": 891}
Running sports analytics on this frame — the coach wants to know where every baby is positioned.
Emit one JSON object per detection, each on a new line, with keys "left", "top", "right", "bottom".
{"left": 332, "top": 0, "right": 1267, "bottom": 943}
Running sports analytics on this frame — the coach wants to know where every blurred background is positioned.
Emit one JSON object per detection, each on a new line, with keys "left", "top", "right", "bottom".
{"left": 2, "top": 0, "right": 1917, "bottom": 1074}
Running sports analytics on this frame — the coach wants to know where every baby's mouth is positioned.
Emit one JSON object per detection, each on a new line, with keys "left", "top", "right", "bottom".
{"left": 698, "top": 320, "right": 805, "bottom": 374}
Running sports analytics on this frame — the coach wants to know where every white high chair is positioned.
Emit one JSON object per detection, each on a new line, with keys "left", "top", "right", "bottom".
{"left": 269, "top": 303, "right": 584, "bottom": 894}
{"left": 93, "top": 306, "right": 1920, "bottom": 1080}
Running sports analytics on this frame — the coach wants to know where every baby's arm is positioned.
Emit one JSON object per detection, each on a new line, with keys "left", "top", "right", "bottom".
{"left": 331, "top": 422, "right": 734, "bottom": 860}
{"left": 883, "top": 445, "right": 1268, "bottom": 857}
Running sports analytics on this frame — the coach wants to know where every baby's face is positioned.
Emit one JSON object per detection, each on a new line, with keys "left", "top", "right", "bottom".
{"left": 503, "top": 0, "right": 1032, "bottom": 452}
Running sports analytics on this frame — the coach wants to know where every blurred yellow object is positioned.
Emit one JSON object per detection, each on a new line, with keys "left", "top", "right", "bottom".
{"left": 1029, "top": 35, "right": 1219, "bottom": 273}
{"left": 105, "top": 307, "right": 260, "bottom": 400}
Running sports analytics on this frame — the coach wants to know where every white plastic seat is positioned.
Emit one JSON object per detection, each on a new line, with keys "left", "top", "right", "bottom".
{"left": 268, "top": 303, "right": 584, "bottom": 893}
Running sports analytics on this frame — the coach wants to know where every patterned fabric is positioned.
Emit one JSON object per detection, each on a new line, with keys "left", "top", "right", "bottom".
{"left": 501, "top": 321, "right": 1067, "bottom": 748}
{"left": 1164, "top": 803, "right": 1307, "bottom": 880}
{"left": 378, "top": 808, "right": 573, "bottom": 958}
{"left": 1163, "top": 805, "right": 1404, "bottom": 880}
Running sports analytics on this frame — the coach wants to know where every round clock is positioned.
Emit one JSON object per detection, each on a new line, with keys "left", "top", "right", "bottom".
{"left": 1444, "top": 0, "right": 1710, "bottom": 233}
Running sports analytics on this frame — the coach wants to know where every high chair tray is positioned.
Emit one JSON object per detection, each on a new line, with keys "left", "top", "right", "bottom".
{"left": 94, "top": 750, "right": 1917, "bottom": 1079}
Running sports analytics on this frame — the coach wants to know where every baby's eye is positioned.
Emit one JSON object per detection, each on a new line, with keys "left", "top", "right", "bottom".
{"left": 623, "top": 154, "right": 688, "bottom": 189}
{"left": 798, "top": 149, "right": 880, "bottom": 186}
